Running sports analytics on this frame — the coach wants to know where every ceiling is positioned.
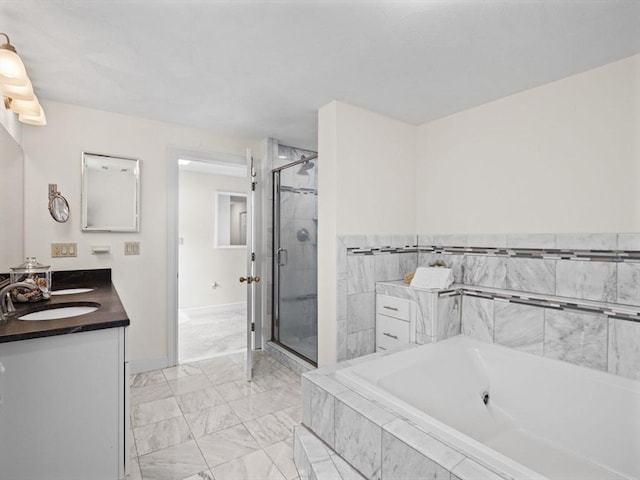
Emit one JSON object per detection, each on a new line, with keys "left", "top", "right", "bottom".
{"left": 2, "top": 1, "right": 639, "bottom": 150}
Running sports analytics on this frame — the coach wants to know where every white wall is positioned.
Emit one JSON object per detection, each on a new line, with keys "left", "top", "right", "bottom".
{"left": 317, "top": 102, "right": 338, "bottom": 366}
{"left": 22, "top": 101, "right": 260, "bottom": 370}
{"left": 179, "top": 171, "right": 247, "bottom": 309}
{"left": 317, "top": 54, "right": 639, "bottom": 365}
{"left": 317, "top": 101, "right": 416, "bottom": 365}
{"left": 0, "top": 124, "right": 24, "bottom": 271}
{"left": 332, "top": 102, "right": 417, "bottom": 235}
{"left": 416, "top": 54, "right": 640, "bottom": 234}
{"left": 0, "top": 106, "right": 22, "bottom": 146}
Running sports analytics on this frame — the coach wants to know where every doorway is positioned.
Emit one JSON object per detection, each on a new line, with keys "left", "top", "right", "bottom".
{"left": 176, "top": 158, "right": 249, "bottom": 364}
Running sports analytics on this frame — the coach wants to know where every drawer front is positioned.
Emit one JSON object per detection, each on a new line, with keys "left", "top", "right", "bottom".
{"left": 376, "top": 294, "right": 411, "bottom": 321}
{"left": 376, "top": 314, "right": 410, "bottom": 350}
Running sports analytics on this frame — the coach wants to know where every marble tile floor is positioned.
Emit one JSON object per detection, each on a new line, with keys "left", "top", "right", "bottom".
{"left": 179, "top": 304, "right": 247, "bottom": 364}
{"left": 128, "top": 350, "right": 303, "bottom": 480}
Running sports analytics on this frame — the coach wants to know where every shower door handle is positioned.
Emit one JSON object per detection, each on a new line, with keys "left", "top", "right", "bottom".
{"left": 277, "top": 248, "right": 288, "bottom": 267}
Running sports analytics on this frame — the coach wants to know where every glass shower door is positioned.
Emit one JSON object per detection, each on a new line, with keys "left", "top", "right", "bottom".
{"left": 273, "top": 155, "right": 318, "bottom": 364}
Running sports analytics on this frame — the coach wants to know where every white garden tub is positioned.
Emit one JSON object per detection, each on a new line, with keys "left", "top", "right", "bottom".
{"left": 336, "top": 335, "right": 639, "bottom": 480}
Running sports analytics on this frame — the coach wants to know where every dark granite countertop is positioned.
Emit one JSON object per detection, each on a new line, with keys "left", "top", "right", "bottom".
{"left": 0, "top": 269, "right": 130, "bottom": 343}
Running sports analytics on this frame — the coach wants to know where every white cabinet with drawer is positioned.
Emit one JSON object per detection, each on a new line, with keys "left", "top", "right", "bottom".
{"left": 0, "top": 327, "right": 128, "bottom": 480}
{"left": 375, "top": 294, "right": 416, "bottom": 351}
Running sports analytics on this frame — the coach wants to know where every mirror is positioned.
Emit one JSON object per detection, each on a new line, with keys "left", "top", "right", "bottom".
{"left": 49, "top": 193, "right": 70, "bottom": 223}
{"left": 81, "top": 152, "right": 140, "bottom": 232}
{"left": 215, "top": 191, "right": 247, "bottom": 248}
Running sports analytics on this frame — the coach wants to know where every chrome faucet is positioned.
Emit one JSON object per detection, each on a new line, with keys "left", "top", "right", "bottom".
{"left": 0, "top": 281, "right": 37, "bottom": 322}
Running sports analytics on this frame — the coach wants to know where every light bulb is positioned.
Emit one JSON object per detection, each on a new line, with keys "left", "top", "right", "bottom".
{"left": 0, "top": 47, "right": 27, "bottom": 86}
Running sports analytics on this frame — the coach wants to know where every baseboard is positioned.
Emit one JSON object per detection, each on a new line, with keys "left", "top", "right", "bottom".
{"left": 129, "top": 357, "right": 169, "bottom": 374}
{"left": 179, "top": 302, "right": 245, "bottom": 315}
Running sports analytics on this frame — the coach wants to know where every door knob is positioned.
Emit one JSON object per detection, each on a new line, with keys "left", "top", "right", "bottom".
{"left": 239, "top": 276, "right": 261, "bottom": 284}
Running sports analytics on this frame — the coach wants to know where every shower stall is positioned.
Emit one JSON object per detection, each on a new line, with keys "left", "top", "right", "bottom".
{"left": 272, "top": 154, "right": 318, "bottom": 364}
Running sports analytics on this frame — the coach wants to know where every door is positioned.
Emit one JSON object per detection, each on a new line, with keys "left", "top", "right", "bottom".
{"left": 241, "top": 149, "right": 259, "bottom": 381}
{"left": 272, "top": 154, "right": 318, "bottom": 364}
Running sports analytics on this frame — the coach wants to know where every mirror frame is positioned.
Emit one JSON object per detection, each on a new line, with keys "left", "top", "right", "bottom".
{"left": 81, "top": 151, "right": 140, "bottom": 232}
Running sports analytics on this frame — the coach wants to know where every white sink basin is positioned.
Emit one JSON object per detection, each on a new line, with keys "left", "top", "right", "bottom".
{"left": 18, "top": 305, "right": 99, "bottom": 321}
{"left": 51, "top": 288, "right": 95, "bottom": 296}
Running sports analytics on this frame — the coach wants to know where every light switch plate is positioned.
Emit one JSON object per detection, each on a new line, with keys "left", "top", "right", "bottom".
{"left": 124, "top": 242, "right": 140, "bottom": 255}
{"left": 51, "top": 243, "right": 77, "bottom": 258}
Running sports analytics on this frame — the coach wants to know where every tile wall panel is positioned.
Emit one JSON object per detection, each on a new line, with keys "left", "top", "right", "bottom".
{"left": 494, "top": 302, "right": 544, "bottom": 355}
{"left": 543, "top": 310, "right": 608, "bottom": 371}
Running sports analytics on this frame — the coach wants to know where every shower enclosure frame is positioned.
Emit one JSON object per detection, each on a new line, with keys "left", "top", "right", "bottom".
{"left": 271, "top": 153, "right": 318, "bottom": 366}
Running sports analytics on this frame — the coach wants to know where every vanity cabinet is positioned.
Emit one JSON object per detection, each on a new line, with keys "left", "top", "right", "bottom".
{"left": 0, "top": 327, "right": 128, "bottom": 480}
{"left": 375, "top": 294, "right": 416, "bottom": 351}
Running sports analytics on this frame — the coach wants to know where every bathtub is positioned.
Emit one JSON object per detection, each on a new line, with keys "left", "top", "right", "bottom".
{"left": 335, "top": 335, "right": 640, "bottom": 480}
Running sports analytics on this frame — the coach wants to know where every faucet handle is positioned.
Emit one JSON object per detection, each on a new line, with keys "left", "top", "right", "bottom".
{"left": 5, "top": 292, "right": 15, "bottom": 313}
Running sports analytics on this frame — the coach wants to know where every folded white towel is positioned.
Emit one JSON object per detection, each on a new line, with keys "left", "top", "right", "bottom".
{"left": 410, "top": 267, "right": 454, "bottom": 290}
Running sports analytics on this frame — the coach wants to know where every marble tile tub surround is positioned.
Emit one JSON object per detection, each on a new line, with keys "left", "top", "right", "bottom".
{"left": 337, "top": 235, "right": 418, "bottom": 361}
{"left": 299, "top": 358, "right": 511, "bottom": 480}
{"left": 415, "top": 233, "right": 640, "bottom": 306}
{"left": 337, "top": 233, "right": 639, "bottom": 349}
{"left": 462, "top": 291, "right": 640, "bottom": 380}
{"left": 294, "top": 424, "right": 365, "bottom": 480}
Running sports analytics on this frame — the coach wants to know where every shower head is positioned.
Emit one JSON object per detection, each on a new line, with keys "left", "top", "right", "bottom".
{"left": 296, "top": 160, "right": 315, "bottom": 176}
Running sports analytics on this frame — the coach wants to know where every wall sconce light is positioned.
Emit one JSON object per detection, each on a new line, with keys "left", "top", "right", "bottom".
{"left": 0, "top": 33, "right": 46, "bottom": 126}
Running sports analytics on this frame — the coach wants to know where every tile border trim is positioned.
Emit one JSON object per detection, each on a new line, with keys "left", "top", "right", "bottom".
{"left": 348, "top": 245, "right": 640, "bottom": 263}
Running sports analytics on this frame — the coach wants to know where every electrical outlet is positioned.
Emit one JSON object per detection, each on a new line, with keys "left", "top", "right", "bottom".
{"left": 124, "top": 242, "right": 140, "bottom": 255}
{"left": 51, "top": 243, "right": 77, "bottom": 258}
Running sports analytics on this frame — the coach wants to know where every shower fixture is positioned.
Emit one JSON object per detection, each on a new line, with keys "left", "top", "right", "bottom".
{"left": 296, "top": 160, "right": 315, "bottom": 176}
